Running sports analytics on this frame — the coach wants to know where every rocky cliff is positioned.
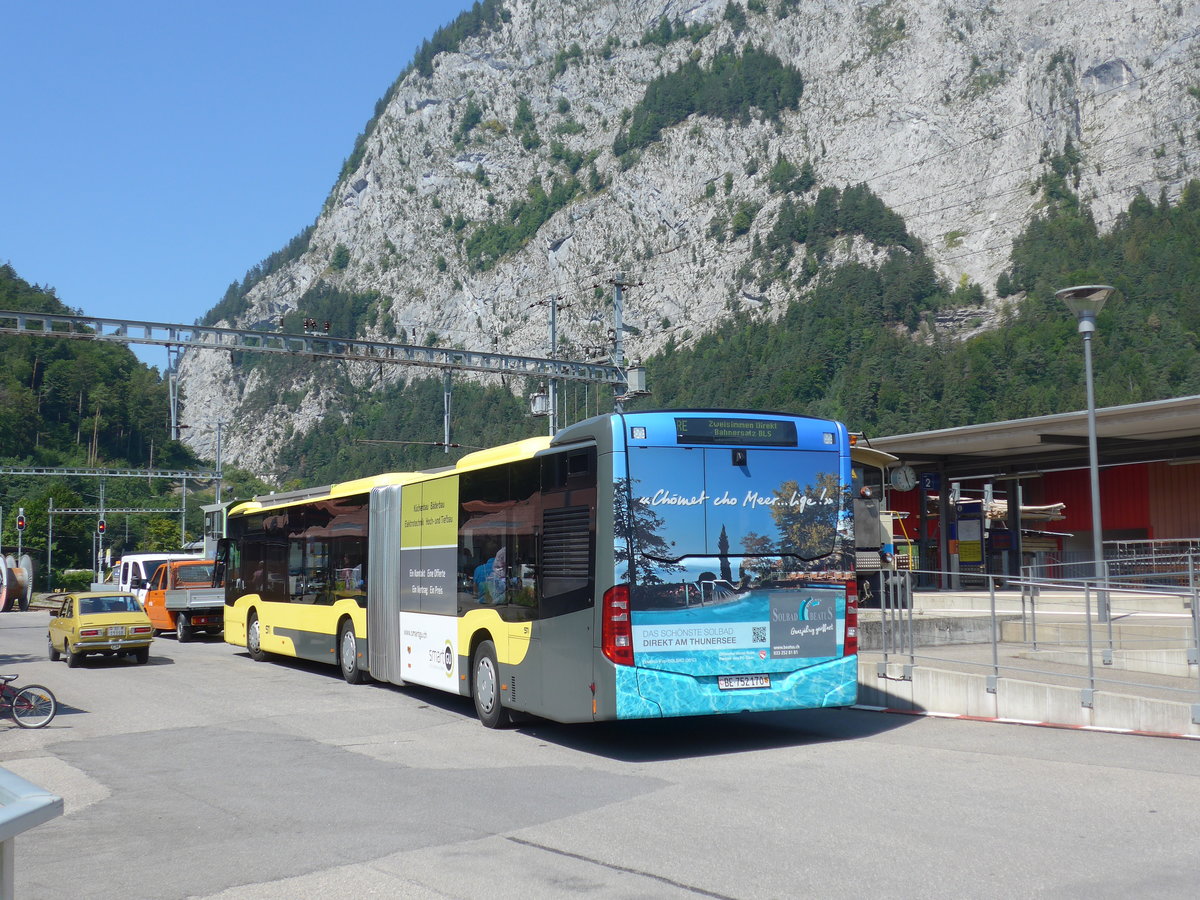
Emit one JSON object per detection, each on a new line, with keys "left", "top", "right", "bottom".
{"left": 179, "top": 0, "right": 1200, "bottom": 477}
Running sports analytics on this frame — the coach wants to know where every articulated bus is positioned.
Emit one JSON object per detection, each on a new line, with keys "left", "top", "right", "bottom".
{"left": 220, "top": 410, "right": 861, "bottom": 727}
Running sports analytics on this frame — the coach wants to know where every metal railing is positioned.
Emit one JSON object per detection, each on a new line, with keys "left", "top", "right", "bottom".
{"left": 859, "top": 565, "right": 1200, "bottom": 722}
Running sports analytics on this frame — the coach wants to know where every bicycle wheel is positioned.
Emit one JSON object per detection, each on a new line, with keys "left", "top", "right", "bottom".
{"left": 11, "top": 684, "right": 57, "bottom": 728}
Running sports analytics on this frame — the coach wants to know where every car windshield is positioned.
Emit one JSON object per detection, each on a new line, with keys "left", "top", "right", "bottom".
{"left": 80, "top": 595, "right": 140, "bottom": 614}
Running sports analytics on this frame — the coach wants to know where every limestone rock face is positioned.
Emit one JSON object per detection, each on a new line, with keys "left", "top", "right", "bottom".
{"left": 179, "top": 0, "right": 1200, "bottom": 478}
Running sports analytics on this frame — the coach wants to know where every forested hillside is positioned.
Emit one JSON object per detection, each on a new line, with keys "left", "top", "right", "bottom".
{"left": 633, "top": 181, "right": 1200, "bottom": 435}
{"left": 258, "top": 180, "right": 1200, "bottom": 485}
{"left": 627, "top": 180, "right": 1200, "bottom": 435}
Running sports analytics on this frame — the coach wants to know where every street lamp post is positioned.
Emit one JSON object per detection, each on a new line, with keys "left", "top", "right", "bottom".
{"left": 214, "top": 420, "right": 227, "bottom": 505}
{"left": 1057, "top": 284, "right": 1116, "bottom": 621}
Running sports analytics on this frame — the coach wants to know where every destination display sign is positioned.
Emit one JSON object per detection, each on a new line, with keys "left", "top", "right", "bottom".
{"left": 675, "top": 417, "right": 798, "bottom": 447}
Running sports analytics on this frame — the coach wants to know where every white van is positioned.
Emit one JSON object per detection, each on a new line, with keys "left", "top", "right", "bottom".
{"left": 114, "top": 552, "right": 201, "bottom": 606}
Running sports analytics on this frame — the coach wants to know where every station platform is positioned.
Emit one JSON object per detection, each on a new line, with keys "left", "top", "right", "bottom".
{"left": 857, "top": 587, "right": 1200, "bottom": 737}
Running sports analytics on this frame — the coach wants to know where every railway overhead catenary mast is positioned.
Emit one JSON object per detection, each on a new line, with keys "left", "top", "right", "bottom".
{"left": 0, "top": 308, "right": 646, "bottom": 446}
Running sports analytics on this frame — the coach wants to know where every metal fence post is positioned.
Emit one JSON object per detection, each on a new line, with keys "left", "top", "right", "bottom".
{"left": 1189, "top": 550, "right": 1199, "bottom": 668}
{"left": 1082, "top": 582, "right": 1096, "bottom": 708}
{"left": 1031, "top": 579, "right": 1039, "bottom": 651}
{"left": 1190, "top": 551, "right": 1200, "bottom": 716}
{"left": 988, "top": 574, "right": 1000, "bottom": 693}
{"left": 1104, "top": 559, "right": 1115, "bottom": 651}
{"left": 905, "top": 569, "right": 915, "bottom": 667}
{"left": 879, "top": 573, "right": 890, "bottom": 664}
{"left": 1020, "top": 564, "right": 1030, "bottom": 643}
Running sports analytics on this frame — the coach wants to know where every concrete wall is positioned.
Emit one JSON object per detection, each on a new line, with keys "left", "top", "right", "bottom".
{"left": 858, "top": 660, "right": 1200, "bottom": 737}
{"left": 858, "top": 614, "right": 1017, "bottom": 651}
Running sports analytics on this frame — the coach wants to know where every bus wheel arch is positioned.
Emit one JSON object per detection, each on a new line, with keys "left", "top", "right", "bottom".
{"left": 337, "top": 616, "right": 366, "bottom": 685}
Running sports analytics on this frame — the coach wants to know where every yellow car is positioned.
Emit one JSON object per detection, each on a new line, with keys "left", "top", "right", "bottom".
{"left": 47, "top": 591, "right": 154, "bottom": 667}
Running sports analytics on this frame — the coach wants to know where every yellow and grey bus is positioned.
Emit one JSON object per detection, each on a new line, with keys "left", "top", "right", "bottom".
{"left": 220, "top": 410, "right": 862, "bottom": 726}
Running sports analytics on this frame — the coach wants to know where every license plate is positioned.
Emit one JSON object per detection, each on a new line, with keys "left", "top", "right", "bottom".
{"left": 107, "top": 626, "right": 126, "bottom": 636}
{"left": 718, "top": 674, "right": 771, "bottom": 690}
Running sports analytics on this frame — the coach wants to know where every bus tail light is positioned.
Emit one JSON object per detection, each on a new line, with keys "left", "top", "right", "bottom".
{"left": 844, "top": 581, "right": 858, "bottom": 657}
{"left": 602, "top": 585, "right": 634, "bottom": 666}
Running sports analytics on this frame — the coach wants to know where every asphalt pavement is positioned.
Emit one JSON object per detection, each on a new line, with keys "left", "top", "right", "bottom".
{"left": 3, "top": 607, "right": 1199, "bottom": 899}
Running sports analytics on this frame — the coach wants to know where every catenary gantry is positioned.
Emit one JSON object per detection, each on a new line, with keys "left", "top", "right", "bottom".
{"left": 0, "top": 309, "right": 629, "bottom": 384}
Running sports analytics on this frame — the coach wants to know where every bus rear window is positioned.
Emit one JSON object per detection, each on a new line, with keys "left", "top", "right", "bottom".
{"left": 621, "top": 446, "right": 842, "bottom": 562}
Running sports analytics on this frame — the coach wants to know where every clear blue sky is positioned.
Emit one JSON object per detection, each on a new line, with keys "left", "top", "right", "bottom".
{"left": 0, "top": 1, "right": 475, "bottom": 370}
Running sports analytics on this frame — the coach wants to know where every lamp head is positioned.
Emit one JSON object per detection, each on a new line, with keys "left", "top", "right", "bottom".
{"left": 1057, "top": 285, "right": 1115, "bottom": 333}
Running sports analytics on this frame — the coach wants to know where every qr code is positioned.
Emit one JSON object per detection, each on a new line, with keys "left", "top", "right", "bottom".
{"left": 752, "top": 626, "right": 767, "bottom": 643}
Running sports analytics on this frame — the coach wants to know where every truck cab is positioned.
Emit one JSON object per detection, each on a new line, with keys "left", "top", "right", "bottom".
{"left": 142, "top": 558, "right": 224, "bottom": 642}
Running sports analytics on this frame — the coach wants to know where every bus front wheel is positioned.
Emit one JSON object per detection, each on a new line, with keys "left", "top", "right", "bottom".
{"left": 247, "top": 612, "right": 265, "bottom": 662}
{"left": 471, "top": 640, "right": 510, "bottom": 729}
{"left": 338, "top": 620, "right": 366, "bottom": 685}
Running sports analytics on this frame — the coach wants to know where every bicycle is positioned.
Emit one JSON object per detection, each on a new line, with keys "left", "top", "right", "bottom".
{"left": 0, "top": 673, "right": 58, "bottom": 728}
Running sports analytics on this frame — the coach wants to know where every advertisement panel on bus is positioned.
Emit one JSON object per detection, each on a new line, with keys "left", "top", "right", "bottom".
{"left": 608, "top": 413, "right": 857, "bottom": 717}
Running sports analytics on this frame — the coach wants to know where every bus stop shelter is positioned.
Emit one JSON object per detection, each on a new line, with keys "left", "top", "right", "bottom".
{"left": 864, "top": 395, "right": 1200, "bottom": 583}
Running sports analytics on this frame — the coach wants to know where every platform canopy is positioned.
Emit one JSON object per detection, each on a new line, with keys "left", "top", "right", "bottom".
{"left": 868, "top": 395, "right": 1200, "bottom": 480}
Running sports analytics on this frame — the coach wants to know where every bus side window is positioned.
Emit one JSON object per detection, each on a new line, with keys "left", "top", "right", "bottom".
{"left": 458, "top": 460, "right": 539, "bottom": 619}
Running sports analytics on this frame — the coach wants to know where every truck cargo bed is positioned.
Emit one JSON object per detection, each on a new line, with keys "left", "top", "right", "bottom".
{"left": 164, "top": 587, "right": 225, "bottom": 611}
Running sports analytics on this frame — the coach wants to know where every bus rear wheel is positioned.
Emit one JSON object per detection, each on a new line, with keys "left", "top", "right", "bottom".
{"left": 338, "top": 620, "right": 366, "bottom": 684}
{"left": 471, "top": 640, "right": 511, "bottom": 729}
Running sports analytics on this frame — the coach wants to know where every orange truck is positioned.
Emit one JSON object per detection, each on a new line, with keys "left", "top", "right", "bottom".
{"left": 142, "top": 559, "right": 223, "bottom": 642}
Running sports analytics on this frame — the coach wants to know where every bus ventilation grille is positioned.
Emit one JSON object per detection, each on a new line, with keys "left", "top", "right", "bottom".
{"left": 508, "top": 675, "right": 517, "bottom": 702}
{"left": 542, "top": 506, "right": 591, "bottom": 577}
